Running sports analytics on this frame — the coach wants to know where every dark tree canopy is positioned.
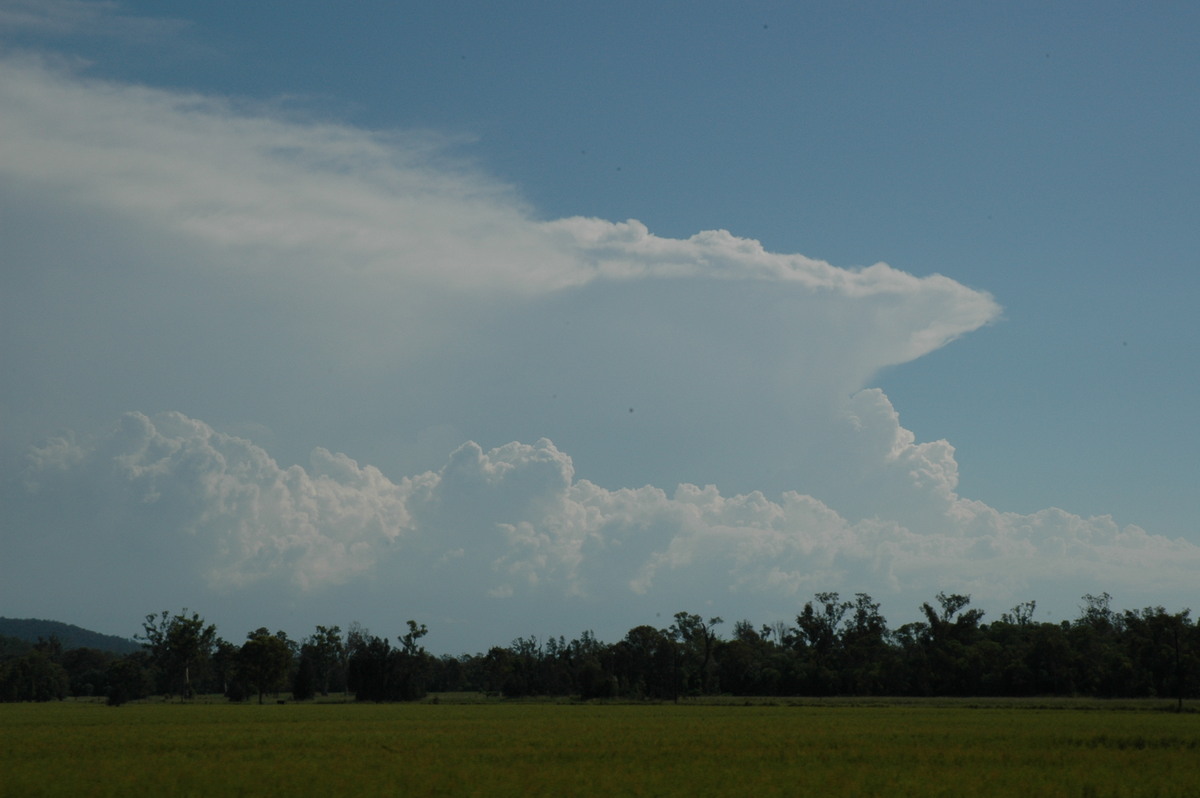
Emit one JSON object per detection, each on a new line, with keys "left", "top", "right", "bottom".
{"left": 238, "top": 629, "right": 293, "bottom": 704}
{"left": 137, "top": 610, "right": 218, "bottom": 700}
{"left": 6, "top": 594, "right": 1200, "bottom": 707}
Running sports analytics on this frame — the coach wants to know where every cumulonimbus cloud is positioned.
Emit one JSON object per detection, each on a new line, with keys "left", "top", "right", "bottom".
{"left": 0, "top": 51, "right": 1000, "bottom": 487}
{"left": 3, "top": 46, "right": 1177, "bottom": 647}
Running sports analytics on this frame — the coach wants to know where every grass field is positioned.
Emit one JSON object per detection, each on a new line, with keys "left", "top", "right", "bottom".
{"left": 3, "top": 697, "right": 1199, "bottom": 796}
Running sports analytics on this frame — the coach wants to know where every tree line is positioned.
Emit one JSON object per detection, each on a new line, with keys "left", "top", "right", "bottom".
{"left": 2, "top": 592, "right": 1197, "bottom": 707}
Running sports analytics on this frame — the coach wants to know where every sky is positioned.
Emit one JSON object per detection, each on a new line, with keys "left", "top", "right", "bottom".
{"left": 1, "top": 1, "right": 1197, "bottom": 653}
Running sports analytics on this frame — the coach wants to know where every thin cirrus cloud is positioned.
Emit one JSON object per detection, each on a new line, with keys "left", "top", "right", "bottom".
{"left": 1, "top": 50, "right": 1190, "bottom": 648}
{"left": 0, "top": 0, "right": 188, "bottom": 38}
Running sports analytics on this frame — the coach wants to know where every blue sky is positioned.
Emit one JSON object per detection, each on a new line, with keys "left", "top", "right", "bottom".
{"left": 1, "top": 1, "right": 1197, "bottom": 651}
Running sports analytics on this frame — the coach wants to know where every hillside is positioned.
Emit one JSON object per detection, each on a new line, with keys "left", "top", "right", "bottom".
{"left": 0, "top": 618, "right": 140, "bottom": 655}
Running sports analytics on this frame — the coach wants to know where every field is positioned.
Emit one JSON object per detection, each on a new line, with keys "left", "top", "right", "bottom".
{"left": 3, "top": 697, "right": 1200, "bottom": 796}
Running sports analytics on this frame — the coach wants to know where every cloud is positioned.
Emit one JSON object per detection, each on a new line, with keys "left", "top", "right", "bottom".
{"left": 0, "top": 52, "right": 998, "bottom": 319}
{"left": 5, "top": 46, "right": 1179, "bottom": 648}
{"left": 0, "top": 51, "right": 1000, "bottom": 492}
{"left": 0, "top": 51, "right": 568, "bottom": 293}
{"left": 20, "top": 412, "right": 411, "bottom": 592}
{"left": 10, "top": 405, "right": 1199, "bottom": 650}
{"left": 0, "top": 0, "right": 187, "bottom": 39}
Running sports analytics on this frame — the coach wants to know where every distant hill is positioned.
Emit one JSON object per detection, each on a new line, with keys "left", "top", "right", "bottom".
{"left": 0, "top": 618, "right": 140, "bottom": 655}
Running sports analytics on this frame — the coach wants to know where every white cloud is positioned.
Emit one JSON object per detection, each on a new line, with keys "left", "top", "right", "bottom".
{"left": 0, "top": 52, "right": 570, "bottom": 293}
{"left": 3, "top": 48, "right": 1183, "bottom": 648}
{"left": 11, "top": 404, "right": 1199, "bottom": 650}
{"left": 22, "top": 412, "right": 411, "bottom": 592}
{"left": 0, "top": 52, "right": 1001, "bottom": 490}
{"left": 0, "top": 53, "right": 1000, "bottom": 308}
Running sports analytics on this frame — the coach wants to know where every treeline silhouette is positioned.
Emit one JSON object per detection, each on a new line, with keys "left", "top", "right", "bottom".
{"left": 2, "top": 592, "right": 1197, "bottom": 706}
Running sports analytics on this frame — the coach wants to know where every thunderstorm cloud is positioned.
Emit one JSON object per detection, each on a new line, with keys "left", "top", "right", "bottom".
{"left": 1, "top": 50, "right": 1190, "bottom": 649}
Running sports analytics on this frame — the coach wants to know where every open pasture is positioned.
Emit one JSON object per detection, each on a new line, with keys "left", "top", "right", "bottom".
{"left": 3, "top": 699, "right": 1199, "bottom": 796}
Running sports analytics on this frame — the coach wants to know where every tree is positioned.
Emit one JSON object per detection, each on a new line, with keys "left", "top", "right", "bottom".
{"left": 669, "top": 612, "right": 723, "bottom": 696}
{"left": 106, "top": 655, "right": 154, "bottom": 706}
{"left": 345, "top": 621, "right": 431, "bottom": 702}
{"left": 238, "top": 629, "right": 293, "bottom": 704}
{"left": 716, "top": 620, "right": 784, "bottom": 696}
{"left": 564, "top": 631, "right": 613, "bottom": 699}
{"left": 138, "top": 610, "right": 218, "bottom": 700}
{"left": 1121, "top": 607, "right": 1197, "bottom": 708}
{"left": 840, "top": 593, "right": 891, "bottom": 694}
{"left": 0, "top": 651, "right": 68, "bottom": 702}
{"left": 919, "top": 593, "right": 985, "bottom": 695}
{"left": 61, "top": 647, "right": 113, "bottom": 698}
{"left": 291, "top": 652, "right": 317, "bottom": 701}
{"left": 393, "top": 620, "right": 431, "bottom": 701}
{"left": 399, "top": 621, "right": 428, "bottom": 656}
{"left": 212, "top": 639, "right": 240, "bottom": 697}
{"left": 1069, "top": 593, "right": 1128, "bottom": 697}
{"left": 794, "top": 592, "right": 850, "bottom": 694}
{"left": 1001, "top": 600, "right": 1037, "bottom": 627}
{"left": 300, "top": 625, "right": 346, "bottom": 696}
{"left": 348, "top": 635, "right": 395, "bottom": 702}
{"left": 343, "top": 622, "right": 370, "bottom": 696}
{"left": 1079, "top": 593, "right": 1118, "bottom": 633}
{"left": 613, "top": 625, "right": 677, "bottom": 700}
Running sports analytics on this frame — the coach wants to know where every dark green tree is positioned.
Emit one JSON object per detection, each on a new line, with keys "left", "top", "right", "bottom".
{"left": 61, "top": 647, "right": 113, "bottom": 698}
{"left": 612, "top": 625, "right": 677, "bottom": 700}
{"left": 0, "top": 650, "right": 68, "bottom": 701}
{"left": 138, "top": 610, "right": 218, "bottom": 700}
{"left": 1068, "top": 593, "right": 1129, "bottom": 697}
{"left": 839, "top": 593, "right": 891, "bottom": 694}
{"left": 300, "top": 625, "right": 346, "bottom": 696}
{"left": 1120, "top": 607, "right": 1197, "bottom": 708}
{"left": 669, "top": 612, "right": 723, "bottom": 696}
{"left": 238, "top": 629, "right": 294, "bottom": 704}
{"left": 794, "top": 592, "right": 850, "bottom": 694}
{"left": 211, "top": 639, "right": 240, "bottom": 697}
{"left": 291, "top": 652, "right": 317, "bottom": 701}
{"left": 919, "top": 592, "right": 985, "bottom": 695}
{"left": 393, "top": 620, "right": 431, "bottom": 701}
{"left": 715, "top": 620, "right": 784, "bottom": 695}
{"left": 105, "top": 654, "right": 154, "bottom": 706}
{"left": 345, "top": 621, "right": 431, "bottom": 702}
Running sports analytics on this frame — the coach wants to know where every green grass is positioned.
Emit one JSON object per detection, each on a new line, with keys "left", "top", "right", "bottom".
{"left": 3, "top": 698, "right": 1200, "bottom": 796}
